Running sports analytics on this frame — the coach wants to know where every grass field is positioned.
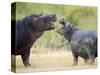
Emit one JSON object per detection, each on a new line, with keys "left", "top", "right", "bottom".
{"left": 12, "top": 48, "right": 97, "bottom": 73}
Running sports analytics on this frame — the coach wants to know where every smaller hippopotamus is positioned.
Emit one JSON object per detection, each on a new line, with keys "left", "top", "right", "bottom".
{"left": 57, "top": 19, "right": 97, "bottom": 66}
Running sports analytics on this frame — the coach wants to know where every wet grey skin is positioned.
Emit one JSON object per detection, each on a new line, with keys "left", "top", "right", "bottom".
{"left": 57, "top": 18, "right": 97, "bottom": 66}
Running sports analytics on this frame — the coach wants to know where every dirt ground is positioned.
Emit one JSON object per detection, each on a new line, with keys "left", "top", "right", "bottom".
{"left": 11, "top": 49, "right": 97, "bottom": 73}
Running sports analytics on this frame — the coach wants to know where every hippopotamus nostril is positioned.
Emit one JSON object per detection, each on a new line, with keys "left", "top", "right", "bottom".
{"left": 59, "top": 18, "right": 66, "bottom": 26}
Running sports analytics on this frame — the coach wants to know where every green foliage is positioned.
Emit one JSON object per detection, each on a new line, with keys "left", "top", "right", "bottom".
{"left": 66, "top": 7, "right": 97, "bottom": 30}
{"left": 12, "top": 2, "right": 97, "bottom": 48}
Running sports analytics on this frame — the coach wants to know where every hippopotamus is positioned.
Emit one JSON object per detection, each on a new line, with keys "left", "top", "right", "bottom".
{"left": 11, "top": 14, "right": 57, "bottom": 67}
{"left": 57, "top": 19, "right": 97, "bottom": 66}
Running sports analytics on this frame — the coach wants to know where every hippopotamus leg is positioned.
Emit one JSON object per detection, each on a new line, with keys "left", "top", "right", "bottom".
{"left": 72, "top": 53, "right": 78, "bottom": 66}
{"left": 71, "top": 42, "right": 79, "bottom": 66}
{"left": 84, "top": 58, "right": 88, "bottom": 64}
{"left": 20, "top": 45, "right": 31, "bottom": 67}
{"left": 85, "top": 48, "right": 95, "bottom": 65}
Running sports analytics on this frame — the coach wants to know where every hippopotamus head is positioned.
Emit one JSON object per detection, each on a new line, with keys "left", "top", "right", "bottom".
{"left": 57, "top": 18, "right": 73, "bottom": 35}
{"left": 28, "top": 14, "right": 57, "bottom": 32}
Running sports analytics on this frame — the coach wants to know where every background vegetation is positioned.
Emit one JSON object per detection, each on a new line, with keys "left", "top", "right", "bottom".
{"left": 12, "top": 2, "right": 97, "bottom": 49}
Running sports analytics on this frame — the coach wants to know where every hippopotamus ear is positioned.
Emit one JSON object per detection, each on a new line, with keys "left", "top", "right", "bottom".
{"left": 32, "top": 15, "right": 39, "bottom": 21}
{"left": 32, "top": 16, "right": 38, "bottom": 20}
{"left": 32, "top": 13, "right": 43, "bottom": 21}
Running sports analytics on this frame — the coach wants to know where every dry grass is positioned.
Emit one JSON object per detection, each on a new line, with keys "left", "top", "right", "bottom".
{"left": 12, "top": 48, "right": 97, "bottom": 73}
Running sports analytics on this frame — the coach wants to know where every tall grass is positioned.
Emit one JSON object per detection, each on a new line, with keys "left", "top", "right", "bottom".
{"left": 12, "top": 2, "right": 97, "bottom": 49}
